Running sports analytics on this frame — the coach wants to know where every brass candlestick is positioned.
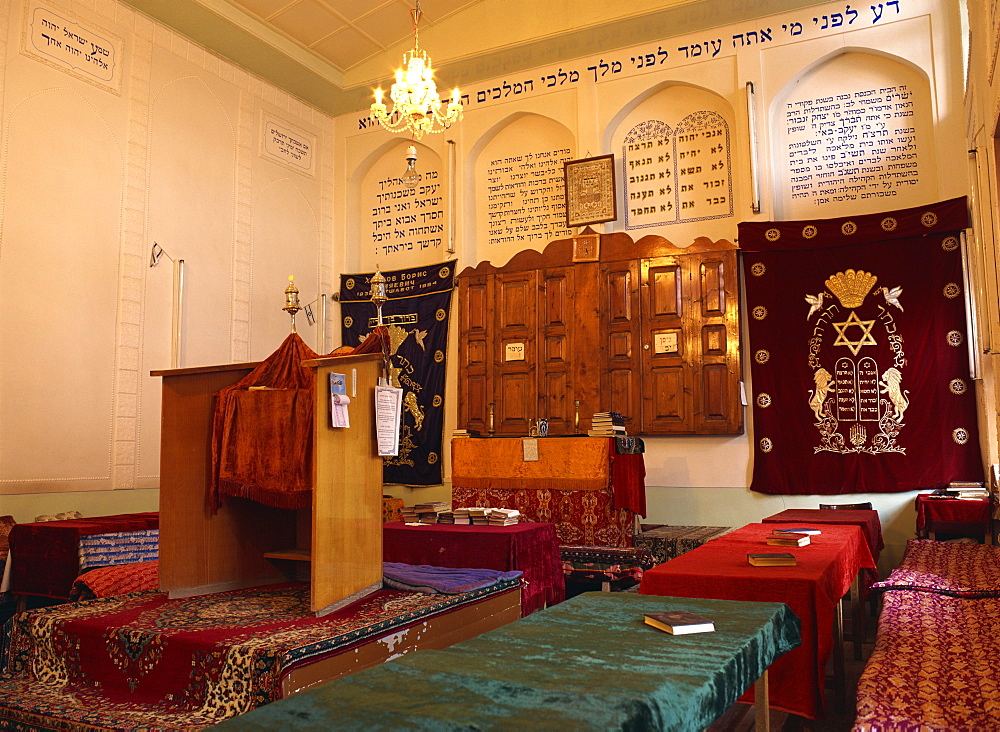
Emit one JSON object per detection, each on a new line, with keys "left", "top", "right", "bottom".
{"left": 370, "top": 266, "right": 387, "bottom": 327}
{"left": 283, "top": 275, "right": 301, "bottom": 332}
{"left": 370, "top": 265, "right": 392, "bottom": 384}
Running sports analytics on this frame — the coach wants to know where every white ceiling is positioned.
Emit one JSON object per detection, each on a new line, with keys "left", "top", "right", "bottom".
{"left": 224, "top": 0, "right": 483, "bottom": 77}
{"left": 122, "top": 0, "right": 821, "bottom": 115}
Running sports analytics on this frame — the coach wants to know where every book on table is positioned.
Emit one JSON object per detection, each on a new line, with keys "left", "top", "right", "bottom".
{"left": 766, "top": 533, "right": 811, "bottom": 547}
{"left": 772, "top": 527, "right": 822, "bottom": 535}
{"left": 747, "top": 552, "right": 797, "bottom": 566}
{"left": 643, "top": 610, "right": 715, "bottom": 635}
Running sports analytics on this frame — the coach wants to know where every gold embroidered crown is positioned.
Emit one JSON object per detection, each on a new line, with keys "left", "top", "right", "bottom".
{"left": 824, "top": 269, "right": 877, "bottom": 309}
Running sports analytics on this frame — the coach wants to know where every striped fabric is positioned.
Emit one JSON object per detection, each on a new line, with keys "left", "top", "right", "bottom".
{"left": 77, "top": 529, "right": 158, "bottom": 571}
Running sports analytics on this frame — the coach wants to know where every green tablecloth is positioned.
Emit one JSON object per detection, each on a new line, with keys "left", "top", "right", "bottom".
{"left": 220, "top": 591, "right": 800, "bottom": 731}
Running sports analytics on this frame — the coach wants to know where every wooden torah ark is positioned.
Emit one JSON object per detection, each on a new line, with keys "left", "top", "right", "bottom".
{"left": 457, "top": 230, "right": 742, "bottom": 436}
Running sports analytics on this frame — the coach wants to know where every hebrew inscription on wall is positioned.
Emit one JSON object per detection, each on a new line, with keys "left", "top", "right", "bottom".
{"left": 23, "top": 2, "right": 123, "bottom": 92}
{"left": 624, "top": 111, "right": 733, "bottom": 229}
{"left": 261, "top": 116, "right": 315, "bottom": 175}
{"left": 485, "top": 148, "right": 573, "bottom": 248}
{"left": 783, "top": 84, "right": 919, "bottom": 207}
{"left": 366, "top": 166, "right": 446, "bottom": 264}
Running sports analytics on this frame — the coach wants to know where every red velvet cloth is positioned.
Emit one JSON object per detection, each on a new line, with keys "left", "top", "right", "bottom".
{"left": 639, "top": 522, "right": 875, "bottom": 720}
{"left": 608, "top": 443, "right": 646, "bottom": 516}
{"left": 740, "top": 197, "right": 984, "bottom": 495}
{"left": 382, "top": 522, "right": 565, "bottom": 616}
{"left": 763, "top": 508, "right": 884, "bottom": 593}
{"left": 8, "top": 513, "right": 159, "bottom": 600}
{"left": 211, "top": 333, "right": 320, "bottom": 511}
{"left": 915, "top": 494, "right": 991, "bottom": 537}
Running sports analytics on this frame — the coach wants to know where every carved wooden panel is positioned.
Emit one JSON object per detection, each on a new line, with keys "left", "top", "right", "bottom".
{"left": 642, "top": 257, "right": 692, "bottom": 432}
{"left": 601, "top": 260, "right": 640, "bottom": 427}
{"left": 494, "top": 271, "right": 537, "bottom": 434}
{"left": 693, "top": 255, "right": 741, "bottom": 433}
{"left": 457, "top": 275, "right": 492, "bottom": 433}
{"left": 540, "top": 267, "right": 574, "bottom": 434}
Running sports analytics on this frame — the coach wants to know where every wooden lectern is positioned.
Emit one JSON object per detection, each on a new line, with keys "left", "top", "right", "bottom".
{"left": 152, "top": 352, "right": 383, "bottom": 615}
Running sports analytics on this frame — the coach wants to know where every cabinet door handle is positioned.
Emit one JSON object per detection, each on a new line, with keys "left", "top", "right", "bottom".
{"left": 643, "top": 344, "right": 650, "bottom": 350}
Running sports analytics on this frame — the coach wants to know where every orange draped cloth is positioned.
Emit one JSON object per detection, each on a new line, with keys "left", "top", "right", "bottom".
{"left": 451, "top": 437, "right": 611, "bottom": 493}
{"left": 210, "top": 333, "right": 320, "bottom": 511}
{"left": 210, "top": 328, "right": 388, "bottom": 511}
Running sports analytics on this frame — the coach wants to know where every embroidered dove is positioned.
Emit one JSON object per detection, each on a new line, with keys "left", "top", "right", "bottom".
{"left": 881, "top": 286, "right": 903, "bottom": 312}
{"left": 805, "top": 292, "right": 825, "bottom": 320}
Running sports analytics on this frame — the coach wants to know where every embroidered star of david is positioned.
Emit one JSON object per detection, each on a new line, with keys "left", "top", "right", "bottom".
{"left": 831, "top": 311, "right": 877, "bottom": 356}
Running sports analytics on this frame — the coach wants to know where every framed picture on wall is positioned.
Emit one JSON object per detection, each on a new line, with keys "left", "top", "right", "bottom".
{"left": 564, "top": 154, "right": 617, "bottom": 228}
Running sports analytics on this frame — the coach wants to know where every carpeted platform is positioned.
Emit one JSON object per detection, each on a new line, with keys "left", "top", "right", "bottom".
{"left": 0, "top": 577, "right": 520, "bottom": 730}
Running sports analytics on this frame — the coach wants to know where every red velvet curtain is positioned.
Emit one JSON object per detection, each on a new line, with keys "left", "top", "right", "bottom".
{"left": 739, "top": 197, "right": 984, "bottom": 494}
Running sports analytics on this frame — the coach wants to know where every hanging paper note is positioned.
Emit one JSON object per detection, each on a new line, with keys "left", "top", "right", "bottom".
{"left": 330, "top": 373, "right": 349, "bottom": 427}
{"left": 375, "top": 384, "right": 403, "bottom": 456}
{"left": 332, "top": 394, "right": 351, "bottom": 428}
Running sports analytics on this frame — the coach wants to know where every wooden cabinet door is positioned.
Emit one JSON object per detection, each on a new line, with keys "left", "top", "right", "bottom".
{"left": 600, "top": 260, "right": 641, "bottom": 430}
{"left": 693, "top": 252, "right": 742, "bottom": 433}
{"left": 457, "top": 274, "right": 493, "bottom": 433}
{"left": 641, "top": 256, "right": 693, "bottom": 433}
{"left": 494, "top": 271, "right": 537, "bottom": 434}
{"left": 539, "top": 267, "right": 575, "bottom": 434}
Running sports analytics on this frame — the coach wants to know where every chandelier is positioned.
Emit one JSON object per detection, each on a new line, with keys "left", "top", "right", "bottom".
{"left": 369, "top": 0, "right": 462, "bottom": 139}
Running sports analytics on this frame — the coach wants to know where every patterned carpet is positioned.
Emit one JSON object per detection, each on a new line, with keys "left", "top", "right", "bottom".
{"left": 0, "top": 579, "right": 519, "bottom": 730}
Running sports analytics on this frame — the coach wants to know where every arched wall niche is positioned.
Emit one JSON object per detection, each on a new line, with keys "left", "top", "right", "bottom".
{"left": 1, "top": 87, "right": 122, "bottom": 489}
{"left": 350, "top": 137, "right": 448, "bottom": 274}
{"left": 466, "top": 111, "right": 575, "bottom": 268}
{"left": 769, "top": 48, "right": 935, "bottom": 220}
{"left": 606, "top": 82, "right": 738, "bottom": 246}
{"left": 140, "top": 75, "right": 235, "bottom": 486}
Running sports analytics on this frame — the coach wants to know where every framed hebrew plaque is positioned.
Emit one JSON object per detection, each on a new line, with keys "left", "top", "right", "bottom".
{"left": 564, "top": 154, "right": 617, "bottom": 228}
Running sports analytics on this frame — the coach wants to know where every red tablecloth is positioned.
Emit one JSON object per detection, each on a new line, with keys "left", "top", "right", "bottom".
{"left": 915, "top": 494, "right": 991, "bottom": 538}
{"left": 639, "top": 522, "right": 875, "bottom": 720}
{"left": 8, "top": 512, "right": 159, "bottom": 599}
{"left": 762, "top": 508, "right": 883, "bottom": 591}
{"left": 382, "top": 522, "right": 565, "bottom": 616}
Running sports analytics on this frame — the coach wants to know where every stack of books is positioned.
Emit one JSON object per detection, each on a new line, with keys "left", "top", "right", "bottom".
{"left": 766, "top": 531, "right": 811, "bottom": 547}
{"left": 399, "top": 506, "right": 420, "bottom": 523}
{"left": 413, "top": 501, "right": 450, "bottom": 523}
{"left": 469, "top": 508, "right": 491, "bottom": 525}
{"left": 450, "top": 507, "right": 473, "bottom": 524}
{"left": 950, "top": 482, "right": 989, "bottom": 500}
{"left": 487, "top": 508, "right": 521, "bottom": 526}
{"left": 588, "top": 411, "right": 627, "bottom": 437}
{"left": 452, "top": 429, "right": 479, "bottom": 439}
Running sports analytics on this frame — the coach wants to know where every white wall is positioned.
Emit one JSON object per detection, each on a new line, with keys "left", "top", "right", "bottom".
{"left": 0, "top": 0, "right": 332, "bottom": 520}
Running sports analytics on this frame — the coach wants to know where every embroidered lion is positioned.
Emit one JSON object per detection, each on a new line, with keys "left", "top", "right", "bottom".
{"left": 808, "top": 368, "right": 835, "bottom": 421}
{"left": 880, "top": 367, "right": 909, "bottom": 423}
{"left": 403, "top": 391, "right": 424, "bottom": 431}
